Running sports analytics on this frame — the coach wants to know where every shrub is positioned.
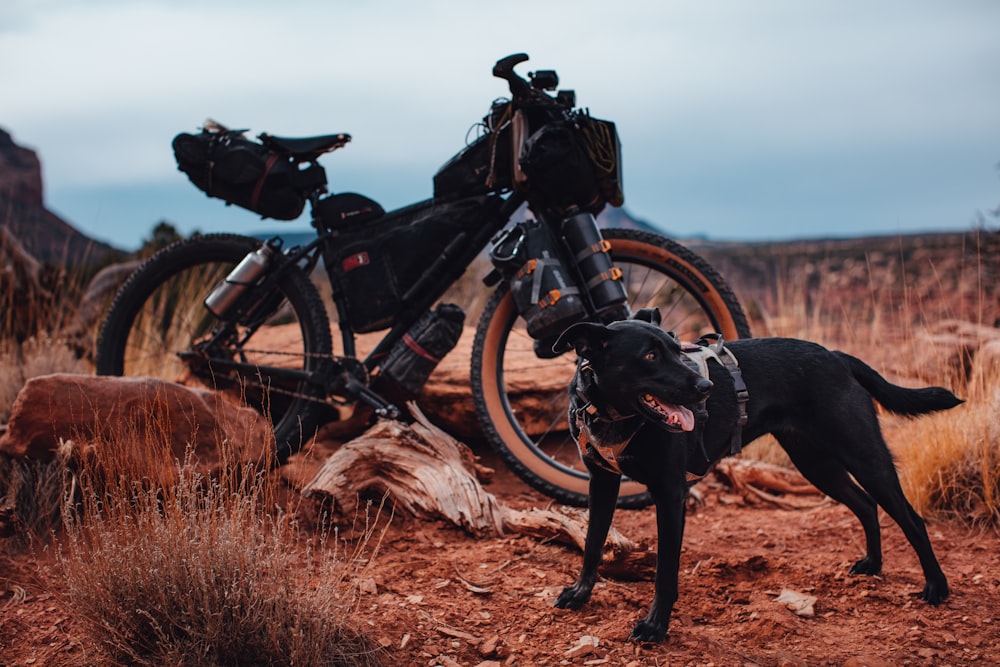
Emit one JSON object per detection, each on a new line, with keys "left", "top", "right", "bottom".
{"left": 59, "top": 447, "right": 385, "bottom": 667}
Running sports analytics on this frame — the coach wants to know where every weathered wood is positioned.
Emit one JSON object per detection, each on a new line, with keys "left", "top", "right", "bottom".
{"left": 713, "top": 458, "right": 828, "bottom": 510}
{"left": 301, "top": 404, "right": 640, "bottom": 562}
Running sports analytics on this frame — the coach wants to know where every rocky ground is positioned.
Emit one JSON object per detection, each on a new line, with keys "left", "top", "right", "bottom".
{"left": 2, "top": 442, "right": 999, "bottom": 666}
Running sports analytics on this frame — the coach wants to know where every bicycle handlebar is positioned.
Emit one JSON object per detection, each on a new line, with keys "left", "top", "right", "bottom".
{"left": 492, "top": 53, "right": 566, "bottom": 110}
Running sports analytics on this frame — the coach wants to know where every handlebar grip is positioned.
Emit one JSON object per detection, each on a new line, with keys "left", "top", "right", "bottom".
{"left": 493, "top": 53, "right": 533, "bottom": 100}
{"left": 493, "top": 53, "right": 529, "bottom": 78}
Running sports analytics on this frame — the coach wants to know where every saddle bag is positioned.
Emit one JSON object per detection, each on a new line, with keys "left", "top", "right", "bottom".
{"left": 172, "top": 130, "right": 306, "bottom": 220}
{"left": 489, "top": 219, "right": 587, "bottom": 340}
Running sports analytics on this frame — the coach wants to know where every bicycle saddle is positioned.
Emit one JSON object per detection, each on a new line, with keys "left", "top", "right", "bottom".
{"left": 260, "top": 132, "right": 351, "bottom": 160}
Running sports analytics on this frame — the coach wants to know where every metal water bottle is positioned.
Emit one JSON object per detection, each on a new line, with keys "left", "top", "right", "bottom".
{"left": 204, "top": 241, "right": 279, "bottom": 317}
{"left": 560, "top": 212, "right": 628, "bottom": 321}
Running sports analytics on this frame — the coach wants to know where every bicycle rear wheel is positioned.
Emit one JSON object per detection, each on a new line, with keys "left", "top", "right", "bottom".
{"left": 95, "top": 234, "right": 333, "bottom": 462}
{"left": 471, "top": 229, "right": 751, "bottom": 508}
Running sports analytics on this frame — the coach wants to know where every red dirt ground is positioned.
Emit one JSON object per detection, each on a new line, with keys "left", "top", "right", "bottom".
{"left": 2, "top": 443, "right": 999, "bottom": 667}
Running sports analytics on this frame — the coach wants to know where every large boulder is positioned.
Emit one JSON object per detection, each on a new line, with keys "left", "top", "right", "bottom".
{"left": 0, "top": 374, "right": 272, "bottom": 476}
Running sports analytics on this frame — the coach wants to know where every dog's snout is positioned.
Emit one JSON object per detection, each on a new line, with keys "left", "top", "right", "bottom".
{"left": 696, "top": 377, "right": 714, "bottom": 395}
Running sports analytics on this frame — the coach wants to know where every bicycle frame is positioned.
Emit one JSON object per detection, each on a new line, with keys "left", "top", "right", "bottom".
{"left": 211, "top": 188, "right": 528, "bottom": 413}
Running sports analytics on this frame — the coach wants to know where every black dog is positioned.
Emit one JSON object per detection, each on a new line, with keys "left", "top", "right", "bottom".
{"left": 553, "top": 308, "right": 962, "bottom": 642}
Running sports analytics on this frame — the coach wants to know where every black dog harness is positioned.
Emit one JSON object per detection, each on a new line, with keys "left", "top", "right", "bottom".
{"left": 573, "top": 333, "right": 749, "bottom": 476}
{"left": 572, "top": 363, "right": 645, "bottom": 474}
{"left": 681, "top": 333, "right": 749, "bottom": 458}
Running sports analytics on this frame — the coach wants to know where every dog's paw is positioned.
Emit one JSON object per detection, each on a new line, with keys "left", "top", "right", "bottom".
{"left": 849, "top": 556, "right": 882, "bottom": 576}
{"left": 920, "top": 578, "right": 950, "bottom": 605}
{"left": 554, "top": 584, "right": 592, "bottom": 610}
{"left": 628, "top": 619, "right": 668, "bottom": 643}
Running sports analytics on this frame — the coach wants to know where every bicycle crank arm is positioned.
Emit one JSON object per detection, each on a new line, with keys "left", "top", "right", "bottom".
{"left": 341, "top": 375, "right": 400, "bottom": 419}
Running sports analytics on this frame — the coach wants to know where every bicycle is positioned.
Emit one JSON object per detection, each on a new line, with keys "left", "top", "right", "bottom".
{"left": 95, "top": 53, "right": 750, "bottom": 508}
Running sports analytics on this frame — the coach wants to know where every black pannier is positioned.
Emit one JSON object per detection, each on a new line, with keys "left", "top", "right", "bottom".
{"left": 172, "top": 130, "right": 306, "bottom": 220}
{"left": 489, "top": 219, "right": 588, "bottom": 340}
{"left": 322, "top": 195, "right": 500, "bottom": 333}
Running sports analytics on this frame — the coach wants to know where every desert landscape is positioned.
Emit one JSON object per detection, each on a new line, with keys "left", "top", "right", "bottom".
{"left": 2, "top": 129, "right": 1000, "bottom": 665}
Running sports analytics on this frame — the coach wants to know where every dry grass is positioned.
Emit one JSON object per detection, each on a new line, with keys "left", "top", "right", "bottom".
{"left": 740, "top": 231, "right": 999, "bottom": 525}
{"left": 0, "top": 336, "right": 91, "bottom": 548}
{"left": 0, "top": 335, "right": 90, "bottom": 422}
{"left": 57, "top": 437, "right": 386, "bottom": 666}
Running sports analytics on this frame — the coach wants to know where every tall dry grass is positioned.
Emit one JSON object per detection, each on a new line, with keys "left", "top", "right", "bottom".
{"left": 740, "top": 229, "right": 999, "bottom": 525}
{"left": 1, "top": 336, "right": 91, "bottom": 548}
{"left": 57, "top": 436, "right": 386, "bottom": 666}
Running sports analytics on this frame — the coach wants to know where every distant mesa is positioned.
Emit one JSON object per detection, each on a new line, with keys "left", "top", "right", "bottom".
{"left": 0, "top": 128, "right": 117, "bottom": 266}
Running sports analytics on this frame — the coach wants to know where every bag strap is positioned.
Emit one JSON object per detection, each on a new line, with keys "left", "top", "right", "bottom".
{"left": 250, "top": 153, "right": 282, "bottom": 209}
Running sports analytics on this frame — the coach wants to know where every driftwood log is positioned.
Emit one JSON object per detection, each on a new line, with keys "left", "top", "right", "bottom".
{"left": 301, "top": 405, "right": 830, "bottom": 573}
{"left": 712, "top": 458, "right": 827, "bottom": 510}
{"left": 301, "top": 405, "right": 648, "bottom": 570}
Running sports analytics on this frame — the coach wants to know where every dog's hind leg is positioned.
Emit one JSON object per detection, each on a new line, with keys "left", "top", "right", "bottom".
{"left": 842, "top": 458, "right": 949, "bottom": 604}
{"left": 781, "top": 427, "right": 949, "bottom": 604}
{"left": 555, "top": 467, "right": 621, "bottom": 611}
{"left": 777, "top": 434, "right": 884, "bottom": 576}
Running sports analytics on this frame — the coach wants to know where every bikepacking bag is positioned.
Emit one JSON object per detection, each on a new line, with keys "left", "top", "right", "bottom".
{"left": 380, "top": 303, "right": 466, "bottom": 395}
{"left": 518, "top": 113, "right": 623, "bottom": 213}
{"left": 489, "top": 219, "right": 587, "bottom": 340}
{"left": 433, "top": 101, "right": 514, "bottom": 201}
{"left": 172, "top": 129, "right": 306, "bottom": 220}
{"left": 323, "top": 195, "right": 500, "bottom": 333}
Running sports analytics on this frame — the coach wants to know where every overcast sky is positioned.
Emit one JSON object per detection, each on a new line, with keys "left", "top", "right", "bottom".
{"left": 2, "top": 0, "right": 998, "bottom": 250}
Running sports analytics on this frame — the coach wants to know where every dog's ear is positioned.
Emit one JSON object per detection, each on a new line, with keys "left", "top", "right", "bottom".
{"left": 552, "top": 322, "right": 610, "bottom": 360}
{"left": 633, "top": 308, "right": 661, "bottom": 325}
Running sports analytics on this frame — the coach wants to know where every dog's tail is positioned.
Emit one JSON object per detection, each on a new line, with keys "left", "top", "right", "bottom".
{"left": 834, "top": 352, "right": 964, "bottom": 416}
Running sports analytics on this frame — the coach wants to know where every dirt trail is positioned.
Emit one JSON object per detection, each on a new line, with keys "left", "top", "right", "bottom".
{"left": 5, "top": 444, "right": 997, "bottom": 666}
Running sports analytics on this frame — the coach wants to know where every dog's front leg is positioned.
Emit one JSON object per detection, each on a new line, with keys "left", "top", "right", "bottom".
{"left": 629, "top": 473, "right": 687, "bottom": 643}
{"left": 555, "top": 466, "right": 621, "bottom": 610}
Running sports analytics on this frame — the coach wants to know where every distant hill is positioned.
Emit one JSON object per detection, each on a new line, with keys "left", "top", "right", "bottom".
{"left": 0, "top": 128, "right": 118, "bottom": 266}
{"left": 3, "top": 125, "right": 995, "bottom": 335}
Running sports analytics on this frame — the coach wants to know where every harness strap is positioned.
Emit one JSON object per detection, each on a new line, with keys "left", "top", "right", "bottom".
{"left": 573, "top": 362, "right": 643, "bottom": 475}
{"left": 573, "top": 410, "right": 635, "bottom": 475}
{"left": 682, "top": 333, "right": 749, "bottom": 455}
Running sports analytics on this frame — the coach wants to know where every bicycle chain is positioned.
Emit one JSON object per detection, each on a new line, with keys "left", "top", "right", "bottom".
{"left": 198, "top": 347, "right": 360, "bottom": 408}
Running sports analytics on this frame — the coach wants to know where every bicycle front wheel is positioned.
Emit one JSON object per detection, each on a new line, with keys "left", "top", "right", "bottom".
{"left": 471, "top": 229, "right": 751, "bottom": 508}
{"left": 95, "top": 234, "right": 333, "bottom": 462}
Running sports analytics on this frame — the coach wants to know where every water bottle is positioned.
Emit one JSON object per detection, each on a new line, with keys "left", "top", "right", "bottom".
{"left": 381, "top": 303, "right": 466, "bottom": 395}
{"left": 204, "top": 241, "right": 279, "bottom": 317}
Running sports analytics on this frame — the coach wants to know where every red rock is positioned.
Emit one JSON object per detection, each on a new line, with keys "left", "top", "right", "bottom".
{"left": 0, "top": 373, "right": 271, "bottom": 475}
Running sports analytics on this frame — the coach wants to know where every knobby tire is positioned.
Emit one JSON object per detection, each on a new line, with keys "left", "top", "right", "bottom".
{"left": 471, "top": 229, "right": 751, "bottom": 508}
{"left": 94, "top": 234, "right": 333, "bottom": 463}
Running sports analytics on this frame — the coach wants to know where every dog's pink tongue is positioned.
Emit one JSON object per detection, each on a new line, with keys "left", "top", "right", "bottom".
{"left": 665, "top": 404, "right": 696, "bottom": 432}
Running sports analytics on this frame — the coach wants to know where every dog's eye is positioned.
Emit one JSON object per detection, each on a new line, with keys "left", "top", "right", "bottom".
{"left": 644, "top": 351, "right": 657, "bottom": 362}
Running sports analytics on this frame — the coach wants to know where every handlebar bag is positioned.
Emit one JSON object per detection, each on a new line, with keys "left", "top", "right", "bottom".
{"left": 519, "top": 120, "right": 602, "bottom": 213}
{"left": 172, "top": 131, "right": 305, "bottom": 220}
{"left": 519, "top": 114, "right": 624, "bottom": 212}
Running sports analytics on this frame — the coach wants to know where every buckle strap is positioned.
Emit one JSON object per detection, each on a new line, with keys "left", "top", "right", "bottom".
{"left": 681, "top": 333, "right": 749, "bottom": 456}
